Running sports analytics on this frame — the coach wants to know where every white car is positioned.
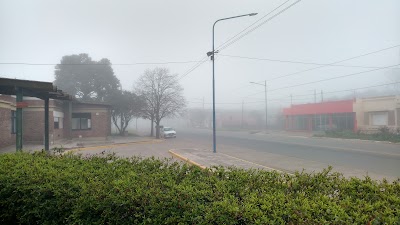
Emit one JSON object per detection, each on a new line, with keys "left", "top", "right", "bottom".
{"left": 163, "top": 127, "right": 176, "bottom": 138}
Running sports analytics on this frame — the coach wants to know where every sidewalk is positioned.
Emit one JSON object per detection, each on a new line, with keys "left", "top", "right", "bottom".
{"left": 0, "top": 136, "right": 153, "bottom": 154}
{"left": 169, "top": 148, "right": 282, "bottom": 172}
{"left": 169, "top": 148, "right": 399, "bottom": 181}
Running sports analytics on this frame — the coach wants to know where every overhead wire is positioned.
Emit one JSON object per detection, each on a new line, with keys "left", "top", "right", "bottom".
{"left": 218, "top": 54, "right": 391, "bottom": 69}
{"left": 188, "top": 81, "right": 400, "bottom": 106}
{"left": 0, "top": 61, "right": 203, "bottom": 66}
{"left": 268, "top": 63, "right": 400, "bottom": 92}
{"left": 217, "top": 0, "right": 302, "bottom": 52}
{"left": 242, "top": 63, "right": 399, "bottom": 98}
{"left": 266, "top": 44, "right": 400, "bottom": 82}
{"left": 177, "top": 0, "right": 300, "bottom": 81}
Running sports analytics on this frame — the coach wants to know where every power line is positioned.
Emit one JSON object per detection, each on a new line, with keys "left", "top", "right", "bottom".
{"left": 189, "top": 81, "right": 400, "bottom": 106}
{"left": 217, "top": 0, "right": 302, "bottom": 52}
{"left": 218, "top": 54, "right": 389, "bottom": 69}
{"left": 177, "top": 59, "right": 209, "bottom": 80}
{"left": 178, "top": 0, "right": 299, "bottom": 81}
{"left": 266, "top": 44, "right": 400, "bottom": 82}
{"left": 215, "top": 0, "right": 292, "bottom": 52}
{"left": 292, "top": 81, "right": 400, "bottom": 98}
{"left": 269, "top": 64, "right": 399, "bottom": 92}
{"left": 0, "top": 60, "right": 203, "bottom": 66}
{"left": 242, "top": 64, "right": 399, "bottom": 98}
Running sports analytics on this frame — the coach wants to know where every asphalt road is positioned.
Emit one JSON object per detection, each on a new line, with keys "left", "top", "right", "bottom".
{"left": 76, "top": 128, "right": 400, "bottom": 181}
{"left": 166, "top": 128, "right": 400, "bottom": 181}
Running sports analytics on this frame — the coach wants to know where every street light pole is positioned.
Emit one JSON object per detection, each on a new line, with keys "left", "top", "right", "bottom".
{"left": 250, "top": 81, "right": 268, "bottom": 132}
{"left": 208, "top": 13, "right": 257, "bottom": 153}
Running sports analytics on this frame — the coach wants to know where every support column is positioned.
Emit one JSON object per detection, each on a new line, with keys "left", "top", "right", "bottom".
{"left": 16, "top": 88, "right": 23, "bottom": 151}
{"left": 68, "top": 101, "right": 72, "bottom": 140}
{"left": 44, "top": 97, "right": 49, "bottom": 151}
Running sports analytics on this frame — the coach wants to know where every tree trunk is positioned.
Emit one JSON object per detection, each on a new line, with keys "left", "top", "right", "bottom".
{"left": 120, "top": 112, "right": 124, "bottom": 136}
{"left": 150, "top": 116, "right": 154, "bottom": 137}
{"left": 155, "top": 121, "right": 160, "bottom": 139}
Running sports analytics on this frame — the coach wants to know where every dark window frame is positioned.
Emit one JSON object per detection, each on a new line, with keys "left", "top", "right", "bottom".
{"left": 54, "top": 117, "right": 60, "bottom": 129}
{"left": 72, "top": 113, "right": 92, "bottom": 130}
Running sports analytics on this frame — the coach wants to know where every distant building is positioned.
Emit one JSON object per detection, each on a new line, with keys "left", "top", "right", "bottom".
{"left": 282, "top": 96, "right": 400, "bottom": 132}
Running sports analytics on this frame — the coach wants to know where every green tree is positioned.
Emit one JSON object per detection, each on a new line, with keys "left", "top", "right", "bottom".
{"left": 54, "top": 53, "right": 120, "bottom": 102}
{"left": 111, "top": 90, "right": 147, "bottom": 136}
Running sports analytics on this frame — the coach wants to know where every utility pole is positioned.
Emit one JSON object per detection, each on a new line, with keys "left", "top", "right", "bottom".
{"left": 290, "top": 94, "right": 293, "bottom": 106}
{"left": 321, "top": 90, "right": 323, "bottom": 102}
{"left": 250, "top": 80, "right": 267, "bottom": 131}
{"left": 265, "top": 80, "right": 268, "bottom": 131}
{"left": 207, "top": 12, "right": 258, "bottom": 153}
{"left": 241, "top": 99, "right": 244, "bottom": 129}
{"left": 314, "top": 89, "right": 317, "bottom": 103}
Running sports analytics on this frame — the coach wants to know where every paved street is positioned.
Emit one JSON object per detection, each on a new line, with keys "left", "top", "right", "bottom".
{"left": 77, "top": 128, "right": 400, "bottom": 181}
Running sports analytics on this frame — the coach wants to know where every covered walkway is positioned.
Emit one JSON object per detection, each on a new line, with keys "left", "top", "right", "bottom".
{"left": 0, "top": 78, "right": 72, "bottom": 151}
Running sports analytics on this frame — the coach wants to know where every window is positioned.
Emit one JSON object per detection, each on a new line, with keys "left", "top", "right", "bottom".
{"left": 11, "top": 110, "right": 16, "bottom": 134}
{"left": 53, "top": 111, "right": 64, "bottom": 129}
{"left": 72, "top": 113, "right": 91, "bottom": 130}
{"left": 371, "top": 112, "right": 388, "bottom": 126}
{"left": 54, "top": 117, "right": 63, "bottom": 129}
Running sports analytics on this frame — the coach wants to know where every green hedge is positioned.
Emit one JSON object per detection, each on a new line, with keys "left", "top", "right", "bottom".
{"left": 0, "top": 152, "right": 399, "bottom": 224}
{"left": 315, "top": 129, "right": 400, "bottom": 143}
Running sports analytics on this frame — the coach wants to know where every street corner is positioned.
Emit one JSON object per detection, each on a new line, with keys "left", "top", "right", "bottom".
{"left": 62, "top": 138, "right": 164, "bottom": 155}
{"left": 168, "top": 149, "right": 207, "bottom": 169}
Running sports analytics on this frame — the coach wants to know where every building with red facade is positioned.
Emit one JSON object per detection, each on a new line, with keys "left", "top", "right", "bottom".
{"left": 283, "top": 96, "right": 400, "bottom": 132}
{"left": 283, "top": 100, "right": 355, "bottom": 132}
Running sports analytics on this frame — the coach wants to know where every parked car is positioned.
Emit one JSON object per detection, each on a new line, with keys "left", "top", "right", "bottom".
{"left": 163, "top": 127, "right": 176, "bottom": 138}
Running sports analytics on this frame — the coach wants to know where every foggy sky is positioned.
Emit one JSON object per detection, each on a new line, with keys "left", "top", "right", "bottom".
{"left": 1, "top": 0, "right": 399, "bottom": 111}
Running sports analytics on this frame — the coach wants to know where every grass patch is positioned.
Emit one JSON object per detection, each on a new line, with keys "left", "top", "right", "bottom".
{"left": 0, "top": 152, "right": 399, "bottom": 224}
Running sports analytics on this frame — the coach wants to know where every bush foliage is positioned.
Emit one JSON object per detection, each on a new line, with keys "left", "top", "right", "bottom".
{"left": 316, "top": 127, "right": 400, "bottom": 143}
{"left": 0, "top": 152, "right": 399, "bottom": 224}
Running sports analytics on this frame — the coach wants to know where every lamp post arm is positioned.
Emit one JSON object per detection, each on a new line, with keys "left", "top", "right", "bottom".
{"left": 250, "top": 81, "right": 266, "bottom": 87}
{"left": 212, "top": 13, "right": 257, "bottom": 55}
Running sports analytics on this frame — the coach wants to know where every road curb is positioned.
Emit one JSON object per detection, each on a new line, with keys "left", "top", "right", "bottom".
{"left": 62, "top": 139, "right": 163, "bottom": 155}
{"left": 218, "top": 152, "right": 292, "bottom": 174}
{"left": 168, "top": 149, "right": 207, "bottom": 169}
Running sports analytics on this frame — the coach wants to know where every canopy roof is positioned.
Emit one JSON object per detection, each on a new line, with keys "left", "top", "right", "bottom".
{"left": 0, "top": 77, "right": 72, "bottom": 100}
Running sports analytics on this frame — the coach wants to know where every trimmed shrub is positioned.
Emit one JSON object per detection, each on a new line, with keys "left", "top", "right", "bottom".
{"left": 0, "top": 152, "right": 399, "bottom": 224}
{"left": 319, "top": 128, "right": 400, "bottom": 143}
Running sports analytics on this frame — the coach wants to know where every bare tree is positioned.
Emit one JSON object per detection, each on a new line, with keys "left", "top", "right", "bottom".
{"left": 135, "top": 68, "right": 186, "bottom": 138}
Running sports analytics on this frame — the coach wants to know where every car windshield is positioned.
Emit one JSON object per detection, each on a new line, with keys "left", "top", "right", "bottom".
{"left": 164, "top": 128, "right": 173, "bottom": 131}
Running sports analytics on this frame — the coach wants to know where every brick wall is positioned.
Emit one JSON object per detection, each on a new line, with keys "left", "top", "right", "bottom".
{"left": 0, "top": 107, "right": 15, "bottom": 148}
{"left": 71, "top": 111, "right": 110, "bottom": 138}
{"left": 23, "top": 111, "right": 46, "bottom": 143}
{"left": 1, "top": 96, "right": 111, "bottom": 147}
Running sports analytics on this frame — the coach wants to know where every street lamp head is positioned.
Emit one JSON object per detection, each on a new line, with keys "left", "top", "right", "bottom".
{"left": 248, "top": 13, "right": 258, "bottom": 16}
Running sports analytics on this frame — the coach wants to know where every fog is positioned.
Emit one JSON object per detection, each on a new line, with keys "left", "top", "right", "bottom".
{"left": 2, "top": 1, "right": 400, "bottom": 211}
{"left": 1, "top": 0, "right": 399, "bottom": 129}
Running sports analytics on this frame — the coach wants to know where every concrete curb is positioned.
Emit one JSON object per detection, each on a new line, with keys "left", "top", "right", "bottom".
{"left": 62, "top": 139, "right": 163, "bottom": 155}
{"left": 168, "top": 149, "right": 207, "bottom": 169}
{"left": 218, "top": 152, "right": 291, "bottom": 174}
